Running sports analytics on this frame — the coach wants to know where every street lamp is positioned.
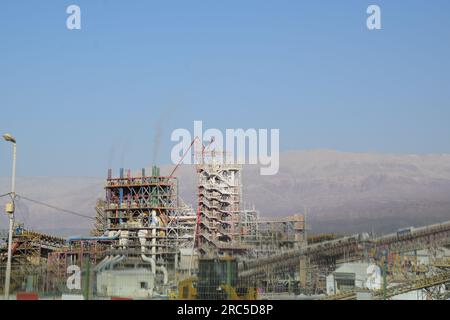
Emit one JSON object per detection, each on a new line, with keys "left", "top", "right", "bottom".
{"left": 2, "top": 133, "right": 17, "bottom": 300}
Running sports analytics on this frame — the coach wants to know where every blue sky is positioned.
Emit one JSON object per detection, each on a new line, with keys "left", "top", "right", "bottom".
{"left": 1, "top": 0, "right": 450, "bottom": 177}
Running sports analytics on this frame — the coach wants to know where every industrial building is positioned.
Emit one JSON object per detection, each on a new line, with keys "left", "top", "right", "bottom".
{"left": 1, "top": 157, "right": 450, "bottom": 300}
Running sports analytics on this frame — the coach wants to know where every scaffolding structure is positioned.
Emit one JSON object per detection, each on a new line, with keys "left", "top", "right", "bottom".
{"left": 196, "top": 159, "right": 248, "bottom": 258}
{"left": 91, "top": 199, "right": 107, "bottom": 236}
{"left": 46, "top": 241, "right": 105, "bottom": 293}
{"left": 243, "top": 214, "right": 307, "bottom": 259}
{"left": 238, "top": 207, "right": 260, "bottom": 244}
{"left": 44, "top": 166, "right": 196, "bottom": 296}
{"left": 103, "top": 167, "right": 191, "bottom": 266}
{"left": 0, "top": 223, "right": 66, "bottom": 294}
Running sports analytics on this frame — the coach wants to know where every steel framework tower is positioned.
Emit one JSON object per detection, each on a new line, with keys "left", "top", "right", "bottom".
{"left": 196, "top": 159, "right": 247, "bottom": 258}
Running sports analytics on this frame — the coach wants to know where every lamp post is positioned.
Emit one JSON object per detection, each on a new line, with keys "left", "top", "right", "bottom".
{"left": 3, "top": 133, "right": 16, "bottom": 300}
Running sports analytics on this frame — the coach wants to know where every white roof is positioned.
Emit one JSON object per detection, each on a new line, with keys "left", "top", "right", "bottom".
{"left": 334, "top": 262, "right": 370, "bottom": 277}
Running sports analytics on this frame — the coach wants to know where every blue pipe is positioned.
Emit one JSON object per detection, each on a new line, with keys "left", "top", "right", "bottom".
{"left": 119, "top": 188, "right": 124, "bottom": 224}
{"left": 119, "top": 167, "right": 124, "bottom": 225}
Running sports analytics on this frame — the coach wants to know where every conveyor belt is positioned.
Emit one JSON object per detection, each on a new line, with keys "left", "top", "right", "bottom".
{"left": 239, "top": 220, "right": 450, "bottom": 280}
{"left": 321, "top": 270, "right": 450, "bottom": 300}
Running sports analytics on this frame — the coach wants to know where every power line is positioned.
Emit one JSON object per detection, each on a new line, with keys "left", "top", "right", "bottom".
{"left": 16, "top": 195, "right": 95, "bottom": 220}
{"left": 0, "top": 192, "right": 12, "bottom": 198}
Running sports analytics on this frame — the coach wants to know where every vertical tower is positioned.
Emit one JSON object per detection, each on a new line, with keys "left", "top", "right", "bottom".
{"left": 197, "top": 159, "right": 246, "bottom": 257}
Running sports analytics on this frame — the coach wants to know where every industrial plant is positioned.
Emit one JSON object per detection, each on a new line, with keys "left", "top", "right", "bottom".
{"left": 1, "top": 147, "right": 450, "bottom": 301}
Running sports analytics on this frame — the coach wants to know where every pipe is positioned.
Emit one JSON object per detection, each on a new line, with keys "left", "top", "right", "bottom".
{"left": 141, "top": 254, "right": 156, "bottom": 296}
{"left": 119, "top": 230, "right": 129, "bottom": 249}
{"left": 152, "top": 230, "right": 157, "bottom": 261}
{"left": 109, "top": 255, "right": 125, "bottom": 270}
{"left": 119, "top": 188, "right": 124, "bottom": 224}
{"left": 95, "top": 255, "right": 112, "bottom": 271}
{"left": 141, "top": 254, "right": 156, "bottom": 274}
{"left": 142, "top": 254, "right": 167, "bottom": 292}
{"left": 119, "top": 168, "right": 124, "bottom": 224}
{"left": 97, "top": 256, "right": 115, "bottom": 272}
{"left": 138, "top": 229, "right": 148, "bottom": 251}
{"left": 108, "top": 230, "right": 121, "bottom": 238}
{"left": 101, "top": 255, "right": 122, "bottom": 272}
{"left": 156, "top": 265, "right": 168, "bottom": 285}
{"left": 151, "top": 210, "right": 157, "bottom": 261}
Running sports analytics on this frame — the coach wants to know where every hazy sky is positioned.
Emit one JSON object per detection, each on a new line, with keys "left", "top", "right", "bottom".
{"left": 1, "top": 0, "right": 450, "bottom": 177}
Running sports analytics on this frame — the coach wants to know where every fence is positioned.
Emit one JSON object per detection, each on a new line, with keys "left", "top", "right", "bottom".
{"left": 0, "top": 259, "right": 176, "bottom": 300}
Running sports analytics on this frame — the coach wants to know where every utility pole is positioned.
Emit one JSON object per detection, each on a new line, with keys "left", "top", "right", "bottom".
{"left": 3, "top": 133, "right": 17, "bottom": 300}
{"left": 383, "top": 249, "right": 388, "bottom": 300}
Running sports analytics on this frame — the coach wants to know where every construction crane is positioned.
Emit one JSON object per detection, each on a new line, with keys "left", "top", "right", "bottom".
{"left": 169, "top": 136, "right": 215, "bottom": 178}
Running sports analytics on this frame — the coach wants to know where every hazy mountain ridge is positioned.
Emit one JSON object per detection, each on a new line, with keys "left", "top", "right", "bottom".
{"left": 1, "top": 150, "right": 450, "bottom": 236}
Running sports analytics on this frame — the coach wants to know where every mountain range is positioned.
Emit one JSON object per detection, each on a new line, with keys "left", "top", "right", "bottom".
{"left": 1, "top": 150, "right": 450, "bottom": 237}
